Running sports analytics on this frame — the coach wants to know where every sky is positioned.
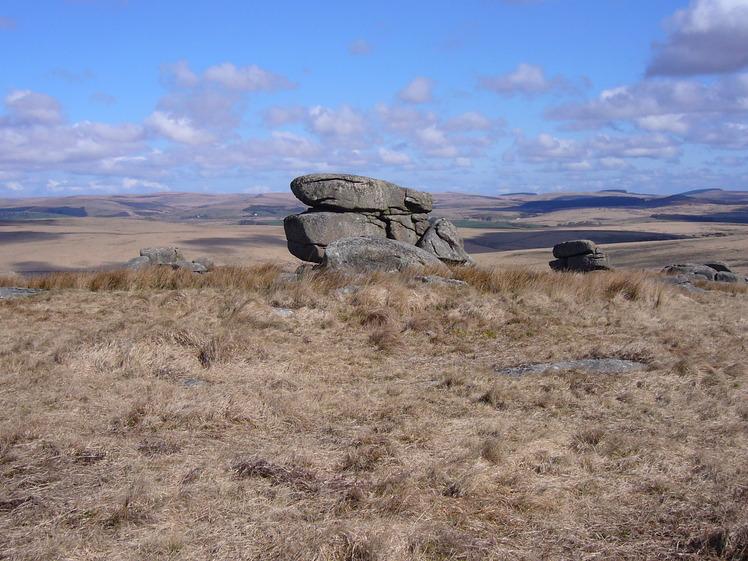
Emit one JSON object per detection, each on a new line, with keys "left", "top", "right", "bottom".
{"left": 1, "top": 0, "right": 748, "bottom": 198}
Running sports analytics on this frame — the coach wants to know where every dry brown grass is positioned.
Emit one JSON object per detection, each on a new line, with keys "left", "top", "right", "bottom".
{"left": 1, "top": 265, "right": 747, "bottom": 560}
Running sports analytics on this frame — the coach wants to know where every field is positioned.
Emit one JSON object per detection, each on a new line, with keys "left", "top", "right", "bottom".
{"left": 1, "top": 266, "right": 748, "bottom": 560}
{"left": 1, "top": 190, "right": 748, "bottom": 559}
{"left": 1, "top": 189, "right": 748, "bottom": 274}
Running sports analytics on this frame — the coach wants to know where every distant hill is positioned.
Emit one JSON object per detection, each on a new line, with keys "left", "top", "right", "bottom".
{"left": 1, "top": 188, "right": 747, "bottom": 225}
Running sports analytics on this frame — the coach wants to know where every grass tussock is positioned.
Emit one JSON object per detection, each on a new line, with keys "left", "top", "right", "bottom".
{"left": 1, "top": 264, "right": 747, "bottom": 559}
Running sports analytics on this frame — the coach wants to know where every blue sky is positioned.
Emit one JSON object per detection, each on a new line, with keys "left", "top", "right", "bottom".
{"left": 1, "top": 0, "right": 748, "bottom": 197}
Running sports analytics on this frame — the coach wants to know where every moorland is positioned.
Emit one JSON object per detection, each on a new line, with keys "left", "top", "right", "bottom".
{"left": 1, "top": 188, "right": 747, "bottom": 560}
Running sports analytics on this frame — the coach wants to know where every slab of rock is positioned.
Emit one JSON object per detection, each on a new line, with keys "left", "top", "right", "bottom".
{"left": 291, "top": 173, "right": 433, "bottom": 213}
{"left": 284, "top": 211, "right": 387, "bottom": 262}
{"left": 702, "top": 260, "right": 733, "bottom": 273}
{"left": 417, "top": 218, "right": 475, "bottom": 266}
{"left": 320, "top": 236, "right": 448, "bottom": 274}
{"left": 662, "top": 264, "right": 716, "bottom": 281}
{"left": 0, "top": 287, "right": 48, "bottom": 299}
{"left": 172, "top": 260, "right": 208, "bottom": 273}
{"left": 495, "top": 359, "right": 647, "bottom": 377}
{"left": 140, "top": 247, "right": 184, "bottom": 265}
{"left": 552, "top": 239, "right": 598, "bottom": 258}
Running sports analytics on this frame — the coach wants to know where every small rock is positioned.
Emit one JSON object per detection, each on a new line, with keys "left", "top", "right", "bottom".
{"left": 495, "top": 359, "right": 647, "bottom": 377}
{"left": 272, "top": 307, "right": 294, "bottom": 317}
{"left": 172, "top": 260, "right": 208, "bottom": 273}
{"left": 414, "top": 275, "right": 469, "bottom": 287}
{"left": 125, "top": 256, "right": 151, "bottom": 270}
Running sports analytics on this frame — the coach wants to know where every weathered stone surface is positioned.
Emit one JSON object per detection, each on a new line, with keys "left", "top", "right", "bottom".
{"left": 125, "top": 256, "right": 151, "bottom": 270}
{"left": 0, "top": 287, "right": 48, "bottom": 299}
{"left": 382, "top": 214, "right": 431, "bottom": 245}
{"left": 549, "top": 258, "right": 567, "bottom": 271}
{"left": 416, "top": 218, "right": 475, "bottom": 266}
{"left": 567, "top": 252, "right": 610, "bottom": 272}
{"left": 495, "top": 359, "right": 647, "bottom": 377}
{"left": 192, "top": 257, "right": 215, "bottom": 271}
{"left": 172, "top": 260, "right": 208, "bottom": 273}
{"left": 414, "top": 275, "right": 469, "bottom": 287}
{"left": 284, "top": 211, "right": 387, "bottom": 263}
{"left": 140, "top": 247, "right": 184, "bottom": 265}
{"left": 553, "top": 239, "right": 598, "bottom": 258}
{"left": 715, "top": 271, "right": 742, "bottom": 283}
{"left": 662, "top": 264, "right": 716, "bottom": 281}
{"left": 320, "top": 237, "right": 448, "bottom": 274}
{"left": 550, "top": 239, "right": 610, "bottom": 272}
{"left": 703, "top": 260, "right": 733, "bottom": 273}
{"left": 291, "top": 174, "right": 433, "bottom": 213}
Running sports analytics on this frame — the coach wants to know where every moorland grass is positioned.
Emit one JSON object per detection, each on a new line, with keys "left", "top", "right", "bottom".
{"left": 1, "top": 264, "right": 747, "bottom": 560}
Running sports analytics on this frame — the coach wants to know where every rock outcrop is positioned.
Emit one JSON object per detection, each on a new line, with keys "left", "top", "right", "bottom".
{"left": 320, "top": 237, "right": 448, "bottom": 274}
{"left": 416, "top": 218, "right": 475, "bottom": 266}
{"left": 662, "top": 262, "right": 747, "bottom": 286}
{"left": 125, "top": 247, "right": 214, "bottom": 273}
{"left": 283, "top": 174, "right": 473, "bottom": 266}
{"left": 549, "top": 239, "right": 610, "bottom": 272}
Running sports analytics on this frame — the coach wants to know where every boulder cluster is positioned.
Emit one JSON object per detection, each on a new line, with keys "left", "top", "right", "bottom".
{"left": 662, "top": 262, "right": 747, "bottom": 284}
{"left": 284, "top": 174, "right": 474, "bottom": 267}
{"left": 549, "top": 239, "right": 610, "bottom": 272}
{"left": 125, "top": 247, "right": 214, "bottom": 273}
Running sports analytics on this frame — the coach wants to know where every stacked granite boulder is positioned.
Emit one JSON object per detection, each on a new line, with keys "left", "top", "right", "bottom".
{"left": 284, "top": 173, "right": 474, "bottom": 266}
{"left": 549, "top": 239, "right": 610, "bottom": 272}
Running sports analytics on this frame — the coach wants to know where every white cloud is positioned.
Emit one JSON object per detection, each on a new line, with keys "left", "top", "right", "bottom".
{"left": 546, "top": 74, "right": 748, "bottom": 142}
{"left": 647, "top": 0, "right": 748, "bottom": 76}
{"left": 588, "top": 134, "right": 681, "bottom": 159}
{"left": 348, "top": 38, "right": 373, "bottom": 55}
{"left": 372, "top": 102, "right": 439, "bottom": 132}
{"left": 3, "top": 90, "right": 65, "bottom": 125}
{"left": 202, "top": 62, "right": 297, "bottom": 92}
{"left": 0, "top": 92, "right": 147, "bottom": 170}
{"left": 444, "top": 111, "right": 506, "bottom": 131}
{"left": 263, "top": 105, "right": 305, "bottom": 126}
{"left": 378, "top": 147, "right": 413, "bottom": 165}
{"left": 508, "top": 131, "right": 589, "bottom": 162}
{"left": 122, "top": 178, "right": 170, "bottom": 191}
{"left": 635, "top": 114, "right": 692, "bottom": 134}
{"left": 480, "top": 63, "right": 569, "bottom": 98}
{"left": 144, "top": 111, "right": 216, "bottom": 144}
{"left": 506, "top": 130, "right": 680, "bottom": 167}
{"left": 416, "top": 125, "right": 448, "bottom": 146}
{"left": 397, "top": 77, "right": 436, "bottom": 104}
{"left": 307, "top": 104, "right": 367, "bottom": 138}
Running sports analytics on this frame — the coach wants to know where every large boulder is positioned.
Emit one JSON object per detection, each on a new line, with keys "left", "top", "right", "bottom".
{"left": 291, "top": 174, "right": 433, "bottom": 214}
{"left": 416, "top": 218, "right": 475, "bottom": 266}
{"left": 552, "top": 239, "right": 598, "bottom": 259}
{"left": 284, "top": 211, "right": 387, "bottom": 263}
{"left": 549, "top": 239, "right": 610, "bottom": 272}
{"left": 320, "top": 237, "right": 448, "bottom": 274}
{"left": 140, "top": 247, "right": 184, "bottom": 265}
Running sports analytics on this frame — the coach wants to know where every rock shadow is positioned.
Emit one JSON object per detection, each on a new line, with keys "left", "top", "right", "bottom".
{"left": 467, "top": 229, "right": 690, "bottom": 253}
